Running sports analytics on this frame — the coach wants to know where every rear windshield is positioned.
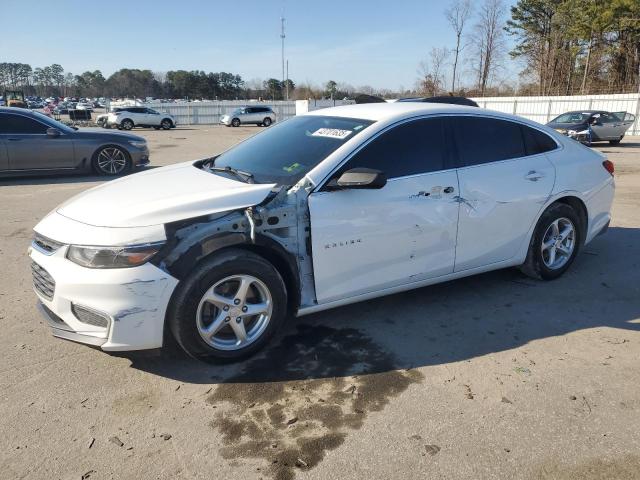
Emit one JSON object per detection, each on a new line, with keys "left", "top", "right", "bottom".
{"left": 551, "top": 112, "right": 592, "bottom": 124}
{"left": 211, "top": 115, "right": 374, "bottom": 185}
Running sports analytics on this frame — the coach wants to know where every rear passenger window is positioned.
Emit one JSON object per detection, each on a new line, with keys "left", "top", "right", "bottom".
{"left": 521, "top": 125, "right": 557, "bottom": 155}
{"left": 344, "top": 118, "right": 447, "bottom": 178}
{"left": 452, "top": 117, "right": 526, "bottom": 167}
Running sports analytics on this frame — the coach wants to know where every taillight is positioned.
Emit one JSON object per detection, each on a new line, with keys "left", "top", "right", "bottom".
{"left": 602, "top": 160, "right": 614, "bottom": 176}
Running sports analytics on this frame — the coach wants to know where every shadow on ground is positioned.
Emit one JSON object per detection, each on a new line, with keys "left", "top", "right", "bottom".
{"left": 121, "top": 226, "right": 639, "bottom": 479}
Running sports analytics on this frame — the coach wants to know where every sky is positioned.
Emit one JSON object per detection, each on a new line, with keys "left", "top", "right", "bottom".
{"left": 4, "top": 0, "right": 519, "bottom": 91}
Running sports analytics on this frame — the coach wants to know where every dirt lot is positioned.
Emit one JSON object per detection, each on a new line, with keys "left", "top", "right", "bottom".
{"left": 1, "top": 127, "right": 639, "bottom": 480}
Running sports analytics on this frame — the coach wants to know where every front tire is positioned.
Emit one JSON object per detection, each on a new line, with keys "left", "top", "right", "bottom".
{"left": 609, "top": 136, "right": 623, "bottom": 145}
{"left": 92, "top": 145, "right": 131, "bottom": 176}
{"left": 120, "top": 119, "right": 134, "bottom": 130}
{"left": 161, "top": 118, "right": 172, "bottom": 130}
{"left": 168, "top": 249, "right": 288, "bottom": 362}
{"left": 262, "top": 117, "right": 272, "bottom": 127}
{"left": 520, "top": 203, "right": 581, "bottom": 280}
{"left": 231, "top": 118, "right": 240, "bottom": 127}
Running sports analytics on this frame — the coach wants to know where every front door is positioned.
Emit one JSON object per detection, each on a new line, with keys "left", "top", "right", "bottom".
{"left": 0, "top": 139, "right": 8, "bottom": 171}
{"left": 0, "top": 112, "right": 75, "bottom": 170}
{"left": 309, "top": 117, "right": 459, "bottom": 304}
{"left": 450, "top": 116, "right": 557, "bottom": 271}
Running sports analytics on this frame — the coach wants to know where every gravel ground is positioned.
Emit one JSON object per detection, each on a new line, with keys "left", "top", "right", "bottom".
{"left": 0, "top": 127, "right": 639, "bottom": 480}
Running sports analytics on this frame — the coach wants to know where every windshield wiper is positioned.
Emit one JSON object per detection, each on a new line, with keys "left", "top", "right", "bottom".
{"left": 204, "top": 161, "right": 254, "bottom": 184}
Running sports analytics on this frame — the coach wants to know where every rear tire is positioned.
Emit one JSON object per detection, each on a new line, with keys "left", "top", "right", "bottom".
{"left": 520, "top": 203, "right": 581, "bottom": 280}
{"left": 168, "top": 249, "right": 288, "bottom": 362}
{"left": 609, "top": 137, "right": 622, "bottom": 145}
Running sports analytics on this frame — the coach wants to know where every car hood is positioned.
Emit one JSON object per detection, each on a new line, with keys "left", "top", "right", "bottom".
{"left": 546, "top": 121, "right": 588, "bottom": 131}
{"left": 57, "top": 161, "right": 276, "bottom": 228}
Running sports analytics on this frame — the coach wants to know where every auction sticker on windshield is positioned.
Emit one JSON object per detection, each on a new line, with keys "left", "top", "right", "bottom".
{"left": 311, "top": 128, "right": 352, "bottom": 139}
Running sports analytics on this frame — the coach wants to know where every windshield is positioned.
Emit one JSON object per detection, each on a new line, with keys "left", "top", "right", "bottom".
{"left": 211, "top": 115, "right": 374, "bottom": 185}
{"left": 551, "top": 112, "right": 592, "bottom": 124}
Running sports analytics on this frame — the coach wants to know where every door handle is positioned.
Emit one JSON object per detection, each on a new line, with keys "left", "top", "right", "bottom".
{"left": 524, "top": 170, "right": 544, "bottom": 182}
{"left": 443, "top": 186, "right": 455, "bottom": 194}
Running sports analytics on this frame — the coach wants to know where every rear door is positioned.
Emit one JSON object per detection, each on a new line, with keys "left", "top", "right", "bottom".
{"left": 0, "top": 112, "right": 75, "bottom": 170}
{"left": 611, "top": 111, "right": 635, "bottom": 137}
{"left": 451, "top": 116, "right": 557, "bottom": 272}
{"left": 309, "top": 117, "right": 460, "bottom": 303}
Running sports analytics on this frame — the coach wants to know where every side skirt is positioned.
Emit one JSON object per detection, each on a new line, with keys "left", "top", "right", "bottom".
{"left": 296, "top": 257, "right": 522, "bottom": 317}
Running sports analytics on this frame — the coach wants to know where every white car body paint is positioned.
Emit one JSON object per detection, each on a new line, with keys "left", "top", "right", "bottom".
{"left": 57, "top": 160, "right": 276, "bottom": 228}
{"left": 30, "top": 102, "right": 614, "bottom": 351}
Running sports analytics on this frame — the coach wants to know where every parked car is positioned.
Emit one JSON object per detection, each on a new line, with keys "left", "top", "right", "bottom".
{"left": 547, "top": 110, "right": 635, "bottom": 145}
{"left": 95, "top": 107, "right": 124, "bottom": 127}
{"left": 29, "top": 102, "right": 614, "bottom": 361}
{"left": 220, "top": 106, "right": 275, "bottom": 127}
{"left": 105, "top": 107, "right": 176, "bottom": 130}
{"left": 397, "top": 96, "right": 480, "bottom": 107}
{"left": 75, "top": 102, "right": 94, "bottom": 112}
{"left": 0, "top": 107, "right": 149, "bottom": 177}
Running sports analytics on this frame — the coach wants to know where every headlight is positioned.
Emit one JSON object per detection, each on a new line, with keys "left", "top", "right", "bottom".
{"left": 66, "top": 242, "right": 164, "bottom": 269}
{"left": 129, "top": 140, "right": 147, "bottom": 148}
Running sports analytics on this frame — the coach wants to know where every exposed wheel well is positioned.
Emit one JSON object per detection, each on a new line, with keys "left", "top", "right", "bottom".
{"left": 169, "top": 243, "right": 300, "bottom": 314}
{"left": 552, "top": 196, "right": 588, "bottom": 244}
{"left": 231, "top": 244, "right": 300, "bottom": 313}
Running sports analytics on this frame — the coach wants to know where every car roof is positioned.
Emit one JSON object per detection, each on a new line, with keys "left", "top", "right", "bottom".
{"left": 306, "top": 101, "right": 501, "bottom": 123}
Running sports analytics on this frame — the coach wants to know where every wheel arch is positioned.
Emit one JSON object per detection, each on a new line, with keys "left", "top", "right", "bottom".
{"left": 158, "top": 231, "right": 301, "bottom": 315}
{"left": 552, "top": 195, "right": 588, "bottom": 243}
{"left": 515, "top": 192, "right": 590, "bottom": 265}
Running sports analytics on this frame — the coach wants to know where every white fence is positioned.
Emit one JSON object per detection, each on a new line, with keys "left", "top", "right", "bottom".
{"left": 144, "top": 100, "right": 298, "bottom": 125}
{"left": 471, "top": 93, "right": 640, "bottom": 135}
{"left": 117, "top": 94, "right": 640, "bottom": 134}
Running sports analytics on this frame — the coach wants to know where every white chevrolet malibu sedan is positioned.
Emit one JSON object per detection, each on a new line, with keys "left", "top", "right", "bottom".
{"left": 29, "top": 102, "right": 615, "bottom": 361}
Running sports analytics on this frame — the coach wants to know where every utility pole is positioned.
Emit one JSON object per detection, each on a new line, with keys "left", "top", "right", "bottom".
{"left": 280, "top": 14, "right": 286, "bottom": 100}
{"left": 286, "top": 60, "right": 289, "bottom": 101}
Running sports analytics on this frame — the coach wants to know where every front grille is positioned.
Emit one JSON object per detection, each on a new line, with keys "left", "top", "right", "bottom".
{"left": 71, "top": 304, "right": 109, "bottom": 328}
{"left": 32, "top": 234, "right": 63, "bottom": 255}
{"left": 31, "top": 262, "right": 55, "bottom": 300}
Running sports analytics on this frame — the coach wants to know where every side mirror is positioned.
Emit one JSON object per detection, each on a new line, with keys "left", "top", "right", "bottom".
{"left": 46, "top": 127, "right": 61, "bottom": 138}
{"left": 333, "top": 168, "right": 387, "bottom": 190}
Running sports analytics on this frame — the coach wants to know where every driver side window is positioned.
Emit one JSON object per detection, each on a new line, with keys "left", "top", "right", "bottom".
{"left": 341, "top": 117, "right": 448, "bottom": 179}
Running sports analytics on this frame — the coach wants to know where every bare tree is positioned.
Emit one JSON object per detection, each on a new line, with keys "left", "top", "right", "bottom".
{"left": 417, "top": 47, "right": 450, "bottom": 96}
{"left": 445, "top": 0, "right": 473, "bottom": 92}
{"left": 471, "top": 0, "right": 506, "bottom": 96}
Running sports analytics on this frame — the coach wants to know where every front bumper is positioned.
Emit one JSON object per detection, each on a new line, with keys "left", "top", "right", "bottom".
{"left": 220, "top": 116, "right": 231, "bottom": 126}
{"left": 29, "top": 241, "right": 178, "bottom": 351}
{"left": 130, "top": 145, "right": 150, "bottom": 167}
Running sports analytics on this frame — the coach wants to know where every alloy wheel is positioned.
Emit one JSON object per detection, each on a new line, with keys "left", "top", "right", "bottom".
{"left": 97, "top": 147, "right": 127, "bottom": 175}
{"left": 196, "top": 274, "right": 273, "bottom": 351}
{"left": 541, "top": 217, "right": 576, "bottom": 270}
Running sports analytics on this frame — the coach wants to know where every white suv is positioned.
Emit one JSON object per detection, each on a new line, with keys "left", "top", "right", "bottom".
{"left": 221, "top": 106, "right": 276, "bottom": 127}
{"left": 106, "top": 107, "right": 176, "bottom": 130}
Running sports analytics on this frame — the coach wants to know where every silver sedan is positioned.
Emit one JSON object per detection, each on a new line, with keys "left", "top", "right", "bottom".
{"left": 0, "top": 107, "right": 150, "bottom": 177}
